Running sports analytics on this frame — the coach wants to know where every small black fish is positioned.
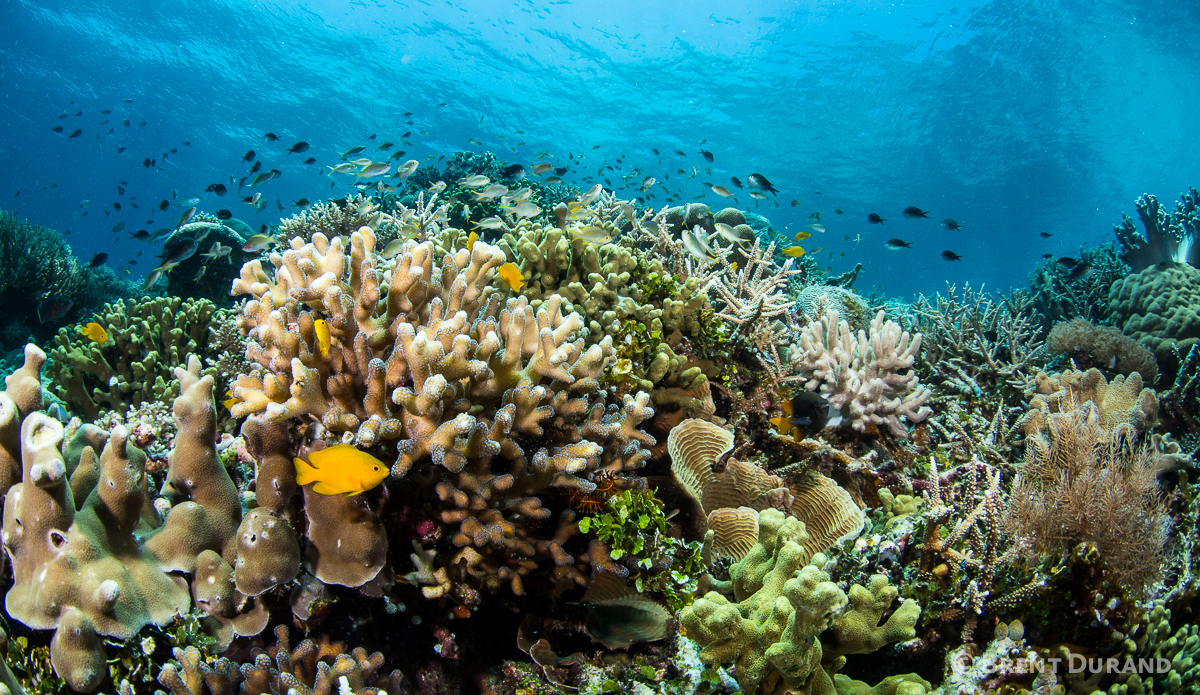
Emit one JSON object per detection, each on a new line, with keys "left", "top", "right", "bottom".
{"left": 112, "top": 202, "right": 121, "bottom": 211}
{"left": 699, "top": 148, "right": 714, "bottom": 163}
{"left": 143, "top": 158, "right": 153, "bottom": 168}
{"left": 160, "top": 237, "right": 197, "bottom": 264}
{"left": 128, "top": 229, "right": 151, "bottom": 241}
{"left": 169, "top": 148, "right": 177, "bottom": 154}
{"left": 942, "top": 218, "right": 962, "bottom": 231}
{"left": 303, "top": 157, "right": 316, "bottom": 165}
{"left": 159, "top": 200, "right": 170, "bottom": 211}
{"left": 206, "top": 183, "right": 228, "bottom": 196}
{"left": 123, "top": 119, "right": 130, "bottom": 127}
{"left": 116, "top": 146, "right": 125, "bottom": 153}
{"left": 216, "top": 209, "right": 233, "bottom": 220}
{"left": 51, "top": 126, "right": 63, "bottom": 133}
{"left": 286, "top": 141, "right": 309, "bottom": 155}
{"left": 1056, "top": 256, "right": 1079, "bottom": 269}
{"left": 747, "top": 173, "right": 778, "bottom": 195}
{"left": 37, "top": 297, "right": 74, "bottom": 324}
{"left": 264, "top": 132, "right": 279, "bottom": 141}
{"left": 983, "top": 329, "right": 999, "bottom": 342}
{"left": 183, "top": 141, "right": 190, "bottom": 146}
{"left": 501, "top": 163, "right": 526, "bottom": 180}
{"left": 74, "top": 110, "right": 82, "bottom": 116}
{"left": 242, "top": 150, "right": 256, "bottom": 162}
{"left": 554, "top": 166, "right": 568, "bottom": 176}
{"left": 885, "top": 238, "right": 913, "bottom": 250}
{"left": 89, "top": 252, "right": 109, "bottom": 268}
{"left": 101, "top": 109, "right": 112, "bottom": 115}
{"left": 834, "top": 208, "right": 843, "bottom": 215}
{"left": 1039, "top": 231, "right": 1053, "bottom": 238}
{"left": 117, "top": 185, "right": 125, "bottom": 195}
{"left": 367, "top": 133, "right": 376, "bottom": 140}
{"left": 1041, "top": 253, "right": 1054, "bottom": 259}
{"left": 249, "top": 161, "right": 262, "bottom": 174}
{"left": 941, "top": 250, "right": 963, "bottom": 262}
{"left": 68, "top": 129, "right": 82, "bottom": 138}
{"left": 1067, "top": 263, "right": 1093, "bottom": 281}
{"left": 868, "top": 213, "right": 886, "bottom": 224}
{"left": 778, "top": 391, "right": 832, "bottom": 438}
{"left": 730, "top": 176, "right": 743, "bottom": 189}
{"left": 293, "top": 198, "right": 311, "bottom": 209}
{"left": 903, "top": 206, "right": 930, "bottom": 219}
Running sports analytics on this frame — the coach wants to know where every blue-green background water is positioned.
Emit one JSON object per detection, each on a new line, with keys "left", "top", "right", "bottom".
{"left": 2, "top": 0, "right": 1198, "bottom": 297}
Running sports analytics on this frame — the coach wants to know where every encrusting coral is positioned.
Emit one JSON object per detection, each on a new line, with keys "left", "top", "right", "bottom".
{"left": 229, "top": 227, "right": 657, "bottom": 594}
{"left": 0, "top": 348, "right": 297, "bottom": 692}
{"left": 679, "top": 508, "right": 920, "bottom": 695}
{"left": 787, "top": 308, "right": 932, "bottom": 438}
{"left": 47, "top": 296, "right": 229, "bottom": 420}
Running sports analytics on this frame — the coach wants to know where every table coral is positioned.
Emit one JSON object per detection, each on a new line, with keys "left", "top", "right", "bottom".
{"left": 679, "top": 508, "right": 920, "bottom": 695}
{"left": 47, "top": 295, "right": 229, "bottom": 420}
{"left": 0, "top": 350, "right": 296, "bottom": 692}
{"left": 788, "top": 308, "right": 932, "bottom": 438}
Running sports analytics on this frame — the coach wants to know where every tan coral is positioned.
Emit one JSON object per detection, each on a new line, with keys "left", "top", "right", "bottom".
{"left": 669, "top": 418, "right": 863, "bottom": 563}
{"left": 1027, "top": 367, "right": 1157, "bottom": 441}
{"left": 790, "top": 308, "right": 933, "bottom": 438}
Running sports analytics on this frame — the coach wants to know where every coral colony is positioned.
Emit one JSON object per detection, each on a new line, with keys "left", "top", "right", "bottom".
{"left": 1, "top": 160, "right": 1199, "bottom": 695}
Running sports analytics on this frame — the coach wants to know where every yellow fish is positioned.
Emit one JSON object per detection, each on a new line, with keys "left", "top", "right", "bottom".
{"left": 294, "top": 444, "right": 389, "bottom": 496}
{"left": 794, "top": 231, "right": 812, "bottom": 242}
{"left": 223, "top": 388, "right": 242, "bottom": 411}
{"left": 314, "top": 319, "right": 331, "bottom": 357}
{"left": 498, "top": 262, "right": 524, "bottom": 291}
{"left": 783, "top": 246, "right": 806, "bottom": 257}
{"left": 466, "top": 231, "right": 478, "bottom": 252}
{"left": 79, "top": 322, "right": 109, "bottom": 344}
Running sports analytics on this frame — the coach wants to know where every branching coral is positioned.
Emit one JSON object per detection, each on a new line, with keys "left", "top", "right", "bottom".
{"left": 679, "top": 508, "right": 920, "bottom": 695}
{"left": 911, "top": 283, "right": 1047, "bottom": 404}
{"left": 230, "top": 228, "right": 657, "bottom": 593}
{"left": 788, "top": 308, "right": 932, "bottom": 438}
{"left": 47, "top": 296, "right": 230, "bottom": 420}
{"left": 1027, "top": 243, "right": 1129, "bottom": 325}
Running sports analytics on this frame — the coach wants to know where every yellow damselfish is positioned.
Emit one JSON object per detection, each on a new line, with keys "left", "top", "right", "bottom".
{"left": 783, "top": 246, "right": 807, "bottom": 257}
{"left": 314, "top": 319, "right": 330, "bottom": 356}
{"left": 466, "top": 231, "right": 478, "bottom": 252}
{"left": 294, "top": 444, "right": 389, "bottom": 496}
{"left": 497, "top": 262, "right": 524, "bottom": 291}
{"left": 79, "top": 322, "right": 109, "bottom": 344}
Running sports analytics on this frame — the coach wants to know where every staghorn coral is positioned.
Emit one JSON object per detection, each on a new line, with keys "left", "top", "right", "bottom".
{"left": 1113, "top": 188, "right": 1200, "bottom": 271}
{"left": 278, "top": 194, "right": 384, "bottom": 244}
{"left": 788, "top": 308, "right": 932, "bottom": 438}
{"left": 1027, "top": 243, "right": 1129, "bottom": 326}
{"left": 1, "top": 351, "right": 296, "bottom": 692}
{"left": 1047, "top": 317, "right": 1158, "bottom": 384}
{"left": 911, "top": 283, "right": 1048, "bottom": 404}
{"left": 1006, "top": 401, "right": 1170, "bottom": 598}
{"left": 679, "top": 508, "right": 920, "bottom": 695}
{"left": 1108, "top": 260, "right": 1200, "bottom": 379}
{"left": 47, "top": 296, "right": 230, "bottom": 420}
{"left": 230, "top": 228, "right": 657, "bottom": 593}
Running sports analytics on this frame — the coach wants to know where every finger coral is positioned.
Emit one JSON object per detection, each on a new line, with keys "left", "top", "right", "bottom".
{"left": 230, "top": 228, "right": 658, "bottom": 593}
{"left": 788, "top": 308, "right": 932, "bottom": 438}
{"left": 1, "top": 349, "right": 296, "bottom": 692}
{"left": 679, "top": 508, "right": 919, "bottom": 695}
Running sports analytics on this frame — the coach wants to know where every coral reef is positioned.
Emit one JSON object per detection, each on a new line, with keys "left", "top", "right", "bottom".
{"left": 0, "top": 210, "right": 137, "bottom": 348}
{"left": 46, "top": 296, "right": 229, "bottom": 420}
{"left": 160, "top": 217, "right": 251, "bottom": 305}
{"left": 1113, "top": 188, "right": 1200, "bottom": 271}
{"left": 230, "top": 228, "right": 657, "bottom": 593}
{"left": 1108, "top": 260, "right": 1200, "bottom": 380}
{"left": 679, "top": 508, "right": 920, "bottom": 695}
{"left": 1047, "top": 317, "right": 1158, "bottom": 383}
{"left": 787, "top": 308, "right": 932, "bottom": 438}
{"left": 1025, "top": 367, "right": 1158, "bottom": 441}
{"left": 1, "top": 348, "right": 296, "bottom": 692}
{"left": 1026, "top": 243, "right": 1129, "bottom": 326}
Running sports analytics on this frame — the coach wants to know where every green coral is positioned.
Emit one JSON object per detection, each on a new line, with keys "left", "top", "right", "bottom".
{"left": 579, "top": 489, "right": 705, "bottom": 611}
{"left": 46, "top": 296, "right": 230, "bottom": 420}
{"left": 679, "top": 509, "right": 920, "bottom": 695}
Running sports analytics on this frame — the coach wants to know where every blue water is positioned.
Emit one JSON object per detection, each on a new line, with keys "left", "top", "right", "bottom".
{"left": 2, "top": 0, "right": 1199, "bottom": 298}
